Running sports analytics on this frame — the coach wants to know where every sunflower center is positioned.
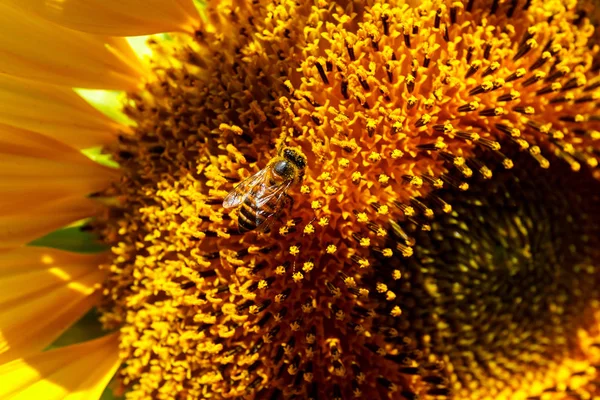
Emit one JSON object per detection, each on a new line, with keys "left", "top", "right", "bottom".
{"left": 93, "top": 0, "right": 600, "bottom": 398}
{"left": 389, "top": 153, "right": 600, "bottom": 399}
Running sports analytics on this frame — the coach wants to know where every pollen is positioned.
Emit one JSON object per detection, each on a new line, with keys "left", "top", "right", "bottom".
{"left": 300, "top": 185, "right": 311, "bottom": 194}
{"left": 95, "top": 0, "right": 600, "bottom": 399}
{"left": 324, "top": 185, "right": 337, "bottom": 195}
{"left": 356, "top": 212, "right": 368, "bottom": 223}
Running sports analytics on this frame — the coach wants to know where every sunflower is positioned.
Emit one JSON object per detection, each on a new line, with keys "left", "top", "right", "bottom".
{"left": 1, "top": 0, "right": 600, "bottom": 399}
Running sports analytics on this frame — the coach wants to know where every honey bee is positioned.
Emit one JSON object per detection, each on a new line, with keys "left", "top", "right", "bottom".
{"left": 223, "top": 147, "right": 307, "bottom": 232}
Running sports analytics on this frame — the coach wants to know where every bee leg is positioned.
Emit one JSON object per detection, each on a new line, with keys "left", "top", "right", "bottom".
{"left": 284, "top": 194, "right": 295, "bottom": 212}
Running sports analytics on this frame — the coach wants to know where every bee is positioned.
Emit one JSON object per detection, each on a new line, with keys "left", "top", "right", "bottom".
{"left": 223, "top": 147, "right": 307, "bottom": 233}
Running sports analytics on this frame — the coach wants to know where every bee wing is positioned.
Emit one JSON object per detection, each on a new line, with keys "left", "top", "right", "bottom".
{"left": 254, "top": 180, "right": 295, "bottom": 233}
{"left": 222, "top": 169, "right": 269, "bottom": 209}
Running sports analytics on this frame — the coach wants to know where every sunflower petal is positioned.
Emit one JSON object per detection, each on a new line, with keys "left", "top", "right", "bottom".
{"left": 0, "top": 197, "right": 101, "bottom": 250}
{"left": 0, "top": 247, "right": 107, "bottom": 364}
{"left": 12, "top": 0, "right": 200, "bottom": 36}
{"left": 0, "top": 74, "right": 126, "bottom": 148}
{"left": 0, "top": 124, "right": 117, "bottom": 210}
{"left": 0, "top": 333, "right": 119, "bottom": 400}
{"left": 0, "top": 3, "right": 145, "bottom": 89}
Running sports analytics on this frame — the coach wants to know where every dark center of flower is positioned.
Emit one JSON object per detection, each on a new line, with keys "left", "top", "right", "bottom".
{"left": 374, "top": 151, "right": 600, "bottom": 398}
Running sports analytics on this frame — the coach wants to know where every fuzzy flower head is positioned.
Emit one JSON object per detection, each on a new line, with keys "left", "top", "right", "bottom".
{"left": 90, "top": 1, "right": 600, "bottom": 399}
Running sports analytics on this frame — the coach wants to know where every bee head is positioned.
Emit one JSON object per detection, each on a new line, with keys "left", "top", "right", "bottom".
{"left": 282, "top": 147, "right": 307, "bottom": 170}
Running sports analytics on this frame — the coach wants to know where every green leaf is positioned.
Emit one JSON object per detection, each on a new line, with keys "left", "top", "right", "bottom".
{"left": 75, "top": 89, "right": 133, "bottom": 127}
{"left": 29, "top": 225, "right": 108, "bottom": 253}
{"left": 82, "top": 146, "right": 120, "bottom": 168}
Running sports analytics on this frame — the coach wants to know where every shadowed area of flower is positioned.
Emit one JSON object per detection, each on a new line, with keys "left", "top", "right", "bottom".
{"left": 89, "top": 0, "right": 600, "bottom": 399}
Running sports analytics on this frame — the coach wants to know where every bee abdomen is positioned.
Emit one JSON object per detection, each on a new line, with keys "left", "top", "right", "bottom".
{"left": 238, "top": 208, "right": 257, "bottom": 232}
{"left": 238, "top": 198, "right": 274, "bottom": 231}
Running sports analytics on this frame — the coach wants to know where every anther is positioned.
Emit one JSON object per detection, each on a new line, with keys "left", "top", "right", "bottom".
{"left": 495, "top": 123, "right": 521, "bottom": 137}
{"left": 481, "top": 61, "right": 500, "bottom": 77}
{"left": 346, "top": 40, "right": 356, "bottom": 61}
{"left": 410, "top": 198, "right": 434, "bottom": 219}
{"left": 513, "top": 106, "right": 535, "bottom": 115}
{"left": 406, "top": 75, "right": 415, "bottom": 93}
{"left": 393, "top": 201, "right": 416, "bottom": 217}
{"left": 469, "top": 81, "right": 494, "bottom": 96}
{"left": 530, "top": 51, "right": 551, "bottom": 70}
{"left": 315, "top": 61, "right": 329, "bottom": 84}
{"left": 561, "top": 76, "right": 585, "bottom": 91}
{"left": 483, "top": 43, "right": 492, "bottom": 59}
{"left": 497, "top": 90, "right": 520, "bottom": 102}
{"left": 443, "top": 25, "right": 450, "bottom": 42}
{"left": 421, "top": 174, "right": 444, "bottom": 189}
{"left": 415, "top": 114, "right": 431, "bottom": 127}
{"left": 340, "top": 79, "right": 349, "bottom": 99}
{"left": 505, "top": 68, "right": 526, "bottom": 82}
{"left": 554, "top": 89, "right": 577, "bottom": 103}
{"left": 381, "top": 12, "right": 390, "bottom": 35}
{"left": 430, "top": 195, "right": 453, "bottom": 213}
{"left": 544, "top": 65, "right": 570, "bottom": 82}
{"left": 479, "top": 107, "right": 505, "bottom": 116}
{"left": 465, "top": 60, "right": 481, "bottom": 78}
{"left": 434, "top": 8, "right": 441, "bottom": 29}
{"left": 467, "top": 158, "right": 493, "bottom": 179}
{"left": 441, "top": 173, "right": 468, "bottom": 191}
{"left": 458, "top": 101, "right": 479, "bottom": 112}
{"left": 404, "top": 31, "right": 411, "bottom": 48}
{"left": 522, "top": 71, "right": 545, "bottom": 86}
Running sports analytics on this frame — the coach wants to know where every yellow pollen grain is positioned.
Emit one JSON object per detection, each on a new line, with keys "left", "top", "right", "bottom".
{"left": 359, "top": 238, "right": 371, "bottom": 247}
{"left": 311, "top": 200, "right": 322, "bottom": 209}
{"left": 302, "top": 261, "right": 314, "bottom": 272}
{"left": 325, "top": 185, "right": 337, "bottom": 195}
{"left": 368, "top": 152, "right": 382, "bottom": 162}
{"left": 351, "top": 171, "right": 362, "bottom": 183}
{"left": 390, "top": 149, "right": 404, "bottom": 159}
{"left": 344, "top": 277, "right": 356, "bottom": 288}
{"left": 376, "top": 283, "right": 388, "bottom": 293}
{"left": 318, "top": 217, "right": 329, "bottom": 227}
{"left": 318, "top": 172, "right": 332, "bottom": 181}
{"left": 338, "top": 158, "right": 350, "bottom": 168}
{"left": 289, "top": 246, "right": 300, "bottom": 256}
{"left": 378, "top": 174, "right": 390, "bottom": 184}
{"left": 300, "top": 185, "right": 311, "bottom": 194}
{"left": 376, "top": 205, "right": 389, "bottom": 215}
{"left": 391, "top": 306, "right": 403, "bottom": 317}
{"left": 303, "top": 224, "right": 315, "bottom": 235}
{"left": 356, "top": 212, "right": 368, "bottom": 223}
{"left": 326, "top": 244, "right": 337, "bottom": 254}
{"left": 292, "top": 272, "right": 304, "bottom": 282}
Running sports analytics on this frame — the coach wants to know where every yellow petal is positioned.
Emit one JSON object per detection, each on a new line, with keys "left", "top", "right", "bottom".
{"left": 13, "top": 0, "right": 200, "bottom": 36}
{"left": 0, "top": 124, "right": 117, "bottom": 210}
{"left": 0, "top": 3, "right": 145, "bottom": 89}
{"left": 0, "top": 74, "right": 127, "bottom": 148}
{"left": 0, "top": 333, "right": 119, "bottom": 400}
{"left": 0, "top": 197, "right": 101, "bottom": 250}
{"left": 0, "top": 247, "right": 107, "bottom": 364}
